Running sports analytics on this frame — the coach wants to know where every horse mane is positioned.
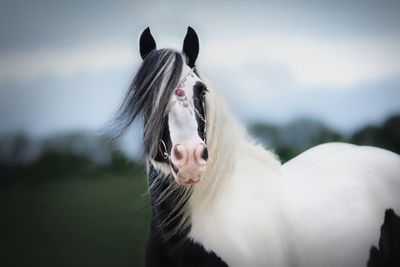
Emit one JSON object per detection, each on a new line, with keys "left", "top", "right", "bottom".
{"left": 189, "top": 69, "right": 282, "bottom": 225}
{"left": 111, "top": 48, "right": 183, "bottom": 159}
{"left": 108, "top": 48, "right": 193, "bottom": 239}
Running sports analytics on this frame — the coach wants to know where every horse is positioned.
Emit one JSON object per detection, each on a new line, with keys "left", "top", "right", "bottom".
{"left": 112, "top": 27, "right": 400, "bottom": 267}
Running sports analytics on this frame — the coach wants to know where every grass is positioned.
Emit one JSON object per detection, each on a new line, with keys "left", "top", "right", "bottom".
{"left": 0, "top": 172, "right": 151, "bottom": 267}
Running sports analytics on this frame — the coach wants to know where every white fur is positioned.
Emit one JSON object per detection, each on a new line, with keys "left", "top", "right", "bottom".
{"left": 185, "top": 70, "right": 400, "bottom": 267}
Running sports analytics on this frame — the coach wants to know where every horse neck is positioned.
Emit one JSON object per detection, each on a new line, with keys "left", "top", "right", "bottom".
{"left": 191, "top": 71, "right": 282, "bottom": 208}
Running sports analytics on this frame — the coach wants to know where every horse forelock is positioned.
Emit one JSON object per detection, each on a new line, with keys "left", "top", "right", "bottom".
{"left": 112, "top": 49, "right": 183, "bottom": 158}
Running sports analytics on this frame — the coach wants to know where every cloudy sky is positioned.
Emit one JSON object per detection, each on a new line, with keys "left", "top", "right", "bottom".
{"left": 1, "top": 0, "right": 400, "bottom": 146}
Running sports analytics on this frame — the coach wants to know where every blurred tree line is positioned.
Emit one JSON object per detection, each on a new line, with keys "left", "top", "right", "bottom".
{"left": 0, "top": 114, "right": 399, "bottom": 267}
{"left": 0, "top": 132, "right": 143, "bottom": 185}
{"left": 249, "top": 114, "right": 400, "bottom": 162}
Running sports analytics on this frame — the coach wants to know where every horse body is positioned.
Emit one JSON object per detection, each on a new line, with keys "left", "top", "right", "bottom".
{"left": 281, "top": 144, "right": 400, "bottom": 267}
{"left": 114, "top": 27, "right": 400, "bottom": 266}
{"left": 186, "top": 72, "right": 400, "bottom": 266}
{"left": 188, "top": 130, "right": 400, "bottom": 266}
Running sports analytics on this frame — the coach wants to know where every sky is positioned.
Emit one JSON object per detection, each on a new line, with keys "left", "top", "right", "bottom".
{"left": 1, "top": 0, "right": 400, "bottom": 154}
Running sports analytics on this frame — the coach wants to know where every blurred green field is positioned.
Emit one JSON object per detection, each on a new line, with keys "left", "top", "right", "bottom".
{"left": 0, "top": 172, "right": 150, "bottom": 267}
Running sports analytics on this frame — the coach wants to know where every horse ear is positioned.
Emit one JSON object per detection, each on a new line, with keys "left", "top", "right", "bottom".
{"left": 139, "top": 27, "right": 156, "bottom": 59}
{"left": 182, "top": 27, "right": 199, "bottom": 68}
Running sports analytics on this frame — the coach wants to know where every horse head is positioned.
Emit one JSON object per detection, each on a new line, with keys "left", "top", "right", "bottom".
{"left": 117, "top": 27, "right": 209, "bottom": 185}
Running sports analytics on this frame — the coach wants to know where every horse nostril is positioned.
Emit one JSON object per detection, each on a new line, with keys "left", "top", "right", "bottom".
{"left": 173, "top": 145, "right": 185, "bottom": 161}
{"left": 194, "top": 143, "right": 207, "bottom": 167}
{"left": 201, "top": 147, "right": 208, "bottom": 161}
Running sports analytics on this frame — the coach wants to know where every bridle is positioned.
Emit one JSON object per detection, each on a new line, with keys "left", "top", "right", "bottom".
{"left": 158, "top": 68, "right": 207, "bottom": 162}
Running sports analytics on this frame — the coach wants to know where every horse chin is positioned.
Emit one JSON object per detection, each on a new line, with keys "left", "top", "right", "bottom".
{"left": 170, "top": 165, "right": 205, "bottom": 185}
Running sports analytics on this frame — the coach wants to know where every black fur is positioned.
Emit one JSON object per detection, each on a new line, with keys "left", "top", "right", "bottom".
{"left": 153, "top": 116, "right": 171, "bottom": 163}
{"left": 183, "top": 27, "right": 199, "bottom": 68}
{"left": 146, "top": 165, "right": 228, "bottom": 267}
{"left": 140, "top": 27, "right": 157, "bottom": 59}
{"left": 367, "top": 209, "right": 400, "bottom": 267}
{"left": 193, "top": 81, "right": 208, "bottom": 154}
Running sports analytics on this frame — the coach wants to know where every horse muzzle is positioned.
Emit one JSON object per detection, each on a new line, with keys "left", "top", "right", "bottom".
{"left": 170, "top": 143, "right": 207, "bottom": 184}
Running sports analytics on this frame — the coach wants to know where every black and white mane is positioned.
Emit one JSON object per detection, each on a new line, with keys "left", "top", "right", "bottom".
{"left": 114, "top": 49, "right": 193, "bottom": 229}
{"left": 114, "top": 49, "right": 183, "bottom": 160}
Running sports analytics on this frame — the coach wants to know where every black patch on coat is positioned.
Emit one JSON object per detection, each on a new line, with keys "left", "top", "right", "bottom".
{"left": 367, "top": 208, "right": 400, "bottom": 267}
{"left": 193, "top": 81, "right": 208, "bottom": 160}
{"left": 193, "top": 82, "right": 207, "bottom": 141}
{"left": 145, "top": 165, "right": 228, "bottom": 267}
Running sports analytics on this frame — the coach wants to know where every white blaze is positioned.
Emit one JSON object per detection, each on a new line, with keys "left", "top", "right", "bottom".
{"left": 168, "top": 65, "right": 204, "bottom": 149}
